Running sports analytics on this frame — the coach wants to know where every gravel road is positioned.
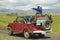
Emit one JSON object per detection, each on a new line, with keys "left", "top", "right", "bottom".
{"left": 0, "top": 26, "right": 60, "bottom": 40}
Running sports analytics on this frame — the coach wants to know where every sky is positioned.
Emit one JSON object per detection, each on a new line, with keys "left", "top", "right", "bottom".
{"left": 0, "top": 0, "right": 60, "bottom": 10}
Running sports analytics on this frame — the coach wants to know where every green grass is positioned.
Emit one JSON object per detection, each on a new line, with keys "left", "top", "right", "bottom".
{"left": 52, "top": 15, "right": 60, "bottom": 33}
{"left": 0, "top": 14, "right": 16, "bottom": 26}
{"left": 0, "top": 14, "right": 60, "bottom": 33}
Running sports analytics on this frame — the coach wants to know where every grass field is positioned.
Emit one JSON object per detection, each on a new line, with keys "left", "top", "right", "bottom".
{"left": 52, "top": 15, "right": 60, "bottom": 33}
{"left": 0, "top": 14, "right": 60, "bottom": 33}
{"left": 0, "top": 33, "right": 24, "bottom": 40}
{"left": 0, "top": 14, "right": 16, "bottom": 26}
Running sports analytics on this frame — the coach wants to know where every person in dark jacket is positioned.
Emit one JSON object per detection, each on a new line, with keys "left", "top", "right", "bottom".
{"left": 32, "top": 6, "right": 42, "bottom": 14}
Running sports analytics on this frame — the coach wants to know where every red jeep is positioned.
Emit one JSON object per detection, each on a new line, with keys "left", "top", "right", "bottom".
{"left": 7, "top": 14, "right": 52, "bottom": 38}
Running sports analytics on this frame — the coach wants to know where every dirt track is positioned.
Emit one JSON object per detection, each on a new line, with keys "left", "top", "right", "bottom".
{"left": 0, "top": 26, "right": 60, "bottom": 40}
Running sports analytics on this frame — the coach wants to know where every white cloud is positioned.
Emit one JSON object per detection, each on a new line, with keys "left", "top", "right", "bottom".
{"left": 53, "top": 3, "right": 60, "bottom": 6}
{"left": 14, "top": 5, "right": 35, "bottom": 10}
{"left": 43, "top": 6, "right": 49, "bottom": 9}
{"left": 31, "top": 0, "right": 58, "bottom": 4}
{"left": 0, "top": 0, "right": 60, "bottom": 10}
{"left": 12, "top": 5, "right": 50, "bottom": 10}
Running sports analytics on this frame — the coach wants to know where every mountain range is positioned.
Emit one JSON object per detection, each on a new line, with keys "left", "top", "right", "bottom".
{"left": 0, "top": 8, "right": 60, "bottom": 14}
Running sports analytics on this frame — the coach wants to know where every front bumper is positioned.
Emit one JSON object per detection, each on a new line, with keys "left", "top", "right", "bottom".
{"left": 33, "top": 30, "right": 52, "bottom": 35}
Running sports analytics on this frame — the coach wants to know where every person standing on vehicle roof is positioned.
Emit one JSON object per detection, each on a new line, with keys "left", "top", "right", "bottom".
{"left": 32, "top": 6, "right": 42, "bottom": 14}
{"left": 32, "top": 6, "right": 43, "bottom": 21}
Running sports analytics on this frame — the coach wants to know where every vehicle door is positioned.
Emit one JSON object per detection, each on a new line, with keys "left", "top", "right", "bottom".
{"left": 14, "top": 17, "right": 24, "bottom": 32}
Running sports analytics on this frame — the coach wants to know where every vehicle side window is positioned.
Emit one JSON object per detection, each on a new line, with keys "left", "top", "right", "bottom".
{"left": 16, "top": 17, "right": 24, "bottom": 22}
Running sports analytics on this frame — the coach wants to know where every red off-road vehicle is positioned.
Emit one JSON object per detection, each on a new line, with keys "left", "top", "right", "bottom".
{"left": 7, "top": 14, "right": 52, "bottom": 38}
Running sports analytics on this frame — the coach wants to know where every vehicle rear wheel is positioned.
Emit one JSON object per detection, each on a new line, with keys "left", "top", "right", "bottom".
{"left": 24, "top": 30, "right": 30, "bottom": 39}
{"left": 39, "top": 34, "right": 45, "bottom": 37}
{"left": 7, "top": 27, "right": 13, "bottom": 36}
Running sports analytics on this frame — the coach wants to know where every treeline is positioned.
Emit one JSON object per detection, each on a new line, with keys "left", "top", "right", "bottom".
{"left": 6, "top": 13, "right": 18, "bottom": 16}
{"left": 6, "top": 12, "right": 32, "bottom": 16}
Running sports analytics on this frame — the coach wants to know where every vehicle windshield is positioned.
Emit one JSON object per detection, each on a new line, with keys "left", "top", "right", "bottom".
{"left": 23, "top": 16, "right": 32, "bottom": 23}
{"left": 26, "top": 18, "right": 31, "bottom": 23}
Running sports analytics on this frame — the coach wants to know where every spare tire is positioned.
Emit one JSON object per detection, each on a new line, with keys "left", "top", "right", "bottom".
{"left": 42, "top": 21, "right": 51, "bottom": 30}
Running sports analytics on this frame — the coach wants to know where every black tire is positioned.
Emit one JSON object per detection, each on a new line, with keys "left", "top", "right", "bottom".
{"left": 7, "top": 27, "right": 13, "bottom": 36}
{"left": 23, "top": 30, "right": 30, "bottom": 39}
{"left": 42, "top": 21, "right": 51, "bottom": 30}
{"left": 39, "top": 34, "right": 45, "bottom": 37}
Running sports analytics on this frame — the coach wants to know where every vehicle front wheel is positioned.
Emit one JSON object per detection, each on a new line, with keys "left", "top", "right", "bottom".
{"left": 7, "top": 27, "right": 13, "bottom": 36}
{"left": 24, "top": 30, "right": 30, "bottom": 39}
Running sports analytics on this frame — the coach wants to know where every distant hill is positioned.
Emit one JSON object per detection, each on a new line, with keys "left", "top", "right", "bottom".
{"left": 0, "top": 8, "right": 60, "bottom": 14}
{"left": 43, "top": 9, "right": 60, "bottom": 13}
